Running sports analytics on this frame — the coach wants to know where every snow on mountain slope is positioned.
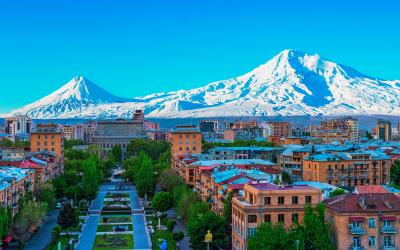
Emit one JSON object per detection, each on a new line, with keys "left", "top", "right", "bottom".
{"left": 6, "top": 50, "right": 400, "bottom": 118}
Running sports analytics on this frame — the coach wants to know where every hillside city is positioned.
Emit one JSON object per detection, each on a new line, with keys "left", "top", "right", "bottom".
{"left": 0, "top": 111, "right": 399, "bottom": 250}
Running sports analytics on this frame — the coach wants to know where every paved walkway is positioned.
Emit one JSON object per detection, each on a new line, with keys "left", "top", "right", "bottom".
{"left": 24, "top": 210, "right": 59, "bottom": 250}
{"left": 166, "top": 208, "right": 191, "bottom": 250}
{"left": 75, "top": 185, "right": 106, "bottom": 250}
{"left": 75, "top": 215, "right": 100, "bottom": 250}
{"left": 132, "top": 214, "right": 151, "bottom": 249}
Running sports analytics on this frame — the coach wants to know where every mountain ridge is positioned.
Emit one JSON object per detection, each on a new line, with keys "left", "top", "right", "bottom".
{"left": 5, "top": 49, "right": 400, "bottom": 119}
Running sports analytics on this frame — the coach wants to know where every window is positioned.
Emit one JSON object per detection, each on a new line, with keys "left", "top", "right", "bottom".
{"left": 37, "top": 142, "right": 40, "bottom": 146}
{"left": 192, "top": 147, "right": 196, "bottom": 151}
{"left": 264, "top": 214, "right": 271, "bottom": 223}
{"left": 368, "top": 236, "right": 376, "bottom": 247}
{"left": 248, "top": 215, "right": 257, "bottom": 223}
{"left": 384, "top": 236, "right": 393, "bottom": 247}
{"left": 264, "top": 197, "right": 271, "bottom": 205}
{"left": 179, "top": 147, "right": 182, "bottom": 151}
{"left": 368, "top": 218, "right": 376, "bottom": 228}
{"left": 278, "top": 196, "right": 284, "bottom": 204}
{"left": 292, "top": 196, "right": 298, "bottom": 204}
{"left": 278, "top": 214, "right": 285, "bottom": 223}
{"left": 353, "top": 237, "right": 361, "bottom": 247}
{"left": 305, "top": 196, "right": 312, "bottom": 204}
{"left": 292, "top": 213, "right": 298, "bottom": 223}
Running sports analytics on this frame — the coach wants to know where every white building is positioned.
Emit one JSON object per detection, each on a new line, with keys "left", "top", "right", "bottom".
{"left": 5, "top": 115, "right": 32, "bottom": 135}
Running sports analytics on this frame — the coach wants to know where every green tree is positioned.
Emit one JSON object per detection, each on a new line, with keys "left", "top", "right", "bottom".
{"left": 177, "top": 190, "right": 199, "bottom": 222}
{"left": 58, "top": 203, "right": 78, "bottom": 229}
{"left": 173, "top": 231, "right": 184, "bottom": 243}
{"left": 82, "top": 156, "right": 100, "bottom": 200}
{"left": 223, "top": 191, "right": 233, "bottom": 228}
{"left": 188, "top": 211, "right": 228, "bottom": 250}
{"left": 188, "top": 201, "right": 209, "bottom": 221}
{"left": 109, "top": 145, "right": 122, "bottom": 163}
{"left": 35, "top": 182, "right": 56, "bottom": 210}
{"left": 301, "top": 203, "right": 334, "bottom": 250}
{"left": 158, "top": 169, "right": 185, "bottom": 192}
{"left": 152, "top": 191, "right": 172, "bottom": 213}
{"left": 248, "top": 223, "right": 293, "bottom": 250}
{"left": 135, "top": 152, "right": 154, "bottom": 197}
{"left": 282, "top": 171, "right": 292, "bottom": 184}
{"left": 391, "top": 160, "right": 400, "bottom": 186}
{"left": 329, "top": 188, "right": 346, "bottom": 198}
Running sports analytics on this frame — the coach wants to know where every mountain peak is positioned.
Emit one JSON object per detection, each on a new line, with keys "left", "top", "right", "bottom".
{"left": 7, "top": 50, "right": 400, "bottom": 119}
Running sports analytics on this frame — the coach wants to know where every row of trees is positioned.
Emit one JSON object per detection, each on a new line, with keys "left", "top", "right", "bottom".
{"left": 53, "top": 145, "right": 107, "bottom": 201}
{"left": 0, "top": 206, "right": 12, "bottom": 241}
{"left": 248, "top": 203, "right": 334, "bottom": 250}
{"left": 202, "top": 139, "right": 275, "bottom": 152}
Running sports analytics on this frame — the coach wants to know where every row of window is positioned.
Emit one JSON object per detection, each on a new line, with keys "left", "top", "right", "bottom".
{"left": 353, "top": 235, "right": 393, "bottom": 248}
{"left": 178, "top": 141, "right": 196, "bottom": 145}
{"left": 36, "top": 141, "right": 56, "bottom": 146}
{"left": 178, "top": 134, "right": 197, "bottom": 138}
{"left": 178, "top": 147, "right": 196, "bottom": 151}
{"left": 263, "top": 195, "right": 312, "bottom": 205}
{"left": 36, "top": 148, "right": 56, "bottom": 152}
{"left": 247, "top": 213, "right": 299, "bottom": 224}
{"left": 36, "top": 135, "right": 56, "bottom": 139}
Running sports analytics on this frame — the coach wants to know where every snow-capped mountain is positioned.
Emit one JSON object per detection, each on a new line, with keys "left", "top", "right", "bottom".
{"left": 6, "top": 49, "right": 400, "bottom": 118}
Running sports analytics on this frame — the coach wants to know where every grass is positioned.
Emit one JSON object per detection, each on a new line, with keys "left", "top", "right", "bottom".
{"left": 152, "top": 230, "right": 176, "bottom": 250}
{"left": 100, "top": 215, "right": 132, "bottom": 223}
{"left": 97, "top": 224, "right": 133, "bottom": 232}
{"left": 93, "top": 234, "right": 133, "bottom": 250}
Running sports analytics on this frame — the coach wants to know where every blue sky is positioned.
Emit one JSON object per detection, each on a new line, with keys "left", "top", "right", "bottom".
{"left": 0, "top": 0, "right": 399, "bottom": 113}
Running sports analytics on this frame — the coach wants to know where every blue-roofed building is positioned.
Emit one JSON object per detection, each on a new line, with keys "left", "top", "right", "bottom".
{"left": 208, "top": 146, "right": 284, "bottom": 163}
{"left": 0, "top": 166, "right": 35, "bottom": 215}
{"left": 293, "top": 181, "right": 345, "bottom": 199}
{"left": 303, "top": 150, "right": 391, "bottom": 191}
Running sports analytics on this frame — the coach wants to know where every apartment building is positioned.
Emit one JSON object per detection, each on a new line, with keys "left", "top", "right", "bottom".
{"left": 5, "top": 115, "right": 32, "bottom": 135}
{"left": 266, "top": 121, "right": 292, "bottom": 138}
{"left": 320, "top": 117, "right": 359, "bottom": 142}
{"left": 0, "top": 167, "right": 35, "bottom": 215}
{"left": 303, "top": 151, "right": 391, "bottom": 190}
{"left": 376, "top": 119, "right": 392, "bottom": 142}
{"left": 195, "top": 166, "right": 281, "bottom": 215}
{"left": 208, "top": 146, "right": 284, "bottom": 163}
{"left": 0, "top": 147, "right": 25, "bottom": 161}
{"left": 325, "top": 193, "right": 400, "bottom": 250}
{"left": 232, "top": 183, "right": 322, "bottom": 250}
{"left": 30, "top": 123, "right": 63, "bottom": 157}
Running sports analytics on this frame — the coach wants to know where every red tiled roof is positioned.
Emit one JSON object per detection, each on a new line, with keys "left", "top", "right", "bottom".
{"left": 355, "top": 185, "right": 389, "bottom": 194}
{"left": 228, "top": 184, "right": 245, "bottom": 190}
{"left": 326, "top": 193, "right": 400, "bottom": 212}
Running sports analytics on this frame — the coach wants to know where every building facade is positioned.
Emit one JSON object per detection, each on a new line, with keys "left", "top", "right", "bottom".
{"left": 232, "top": 183, "right": 322, "bottom": 250}
{"left": 30, "top": 123, "right": 63, "bottom": 157}
{"left": 376, "top": 119, "right": 392, "bottom": 142}
{"left": 5, "top": 115, "right": 32, "bottom": 135}
{"left": 325, "top": 193, "right": 400, "bottom": 250}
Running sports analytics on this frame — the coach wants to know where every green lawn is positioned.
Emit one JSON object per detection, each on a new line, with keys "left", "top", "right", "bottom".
{"left": 93, "top": 234, "right": 133, "bottom": 250}
{"left": 97, "top": 224, "right": 133, "bottom": 232}
{"left": 152, "top": 230, "right": 176, "bottom": 250}
{"left": 100, "top": 215, "right": 132, "bottom": 223}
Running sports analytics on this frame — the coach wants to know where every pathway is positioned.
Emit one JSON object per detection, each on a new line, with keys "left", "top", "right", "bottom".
{"left": 24, "top": 209, "right": 59, "bottom": 250}
{"left": 166, "top": 208, "right": 191, "bottom": 250}
{"left": 130, "top": 190, "right": 151, "bottom": 249}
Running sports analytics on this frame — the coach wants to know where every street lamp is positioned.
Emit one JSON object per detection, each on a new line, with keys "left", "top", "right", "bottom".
{"left": 295, "top": 240, "right": 300, "bottom": 250}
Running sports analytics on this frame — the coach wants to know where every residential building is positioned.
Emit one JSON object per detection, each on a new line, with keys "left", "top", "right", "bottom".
{"left": 30, "top": 123, "right": 63, "bottom": 157}
{"left": 208, "top": 146, "right": 284, "bottom": 163}
{"left": 144, "top": 121, "right": 160, "bottom": 130}
{"left": 325, "top": 193, "right": 400, "bottom": 250}
{"left": 199, "top": 120, "right": 219, "bottom": 133}
{"left": 303, "top": 151, "right": 391, "bottom": 190}
{"left": 311, "top": 129, "right": 354, "bottom": 144}
{"left": 171, "top": 125, "right": 202, "bottom": 170}
{"left": 376, "top": 119, "right": 392, "bottom": 142}
{"left": 147, "top": 129, "right": 171, "bottom": 141}
{"left": 0, "top": 167, "right": 35, "bottom": 215}
{"left": 232, "top": 183, "right": 322, "bottom": 250}
{"left": 320, "top": 117, "right": 359, "bottom": 142}
{"left": 224, "top": 128, "right": 264, "bottom": 141}
{"left": 0, "top": 147, "right": 25, "bottom": 161}
{"left": 266, "top": 121, "right": 292, "bottom": 138}
{"left": 5, "top": 115, "right": 32, "bottom": 135}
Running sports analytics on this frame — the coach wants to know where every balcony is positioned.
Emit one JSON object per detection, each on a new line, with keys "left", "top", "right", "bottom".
{"left": 381, "top": 226, "right": 396, "bottom": 234}
{"left": 349, "top": 246, "right": 364, "bottom": 250}
{"left": 381, "top": 246, "right": 396, "bottom": 250}
{"left": 349, "top": 227, "right": 366, "bottom": 235}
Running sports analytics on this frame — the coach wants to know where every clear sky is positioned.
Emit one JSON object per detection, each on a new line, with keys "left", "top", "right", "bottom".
{"left": 0, "top": 0, "right": 399, "bottom": 113}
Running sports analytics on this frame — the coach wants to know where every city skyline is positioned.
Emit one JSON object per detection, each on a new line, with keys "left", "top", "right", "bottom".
{"left": 1, "top": 0, "right": 400, "bottom": 112}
